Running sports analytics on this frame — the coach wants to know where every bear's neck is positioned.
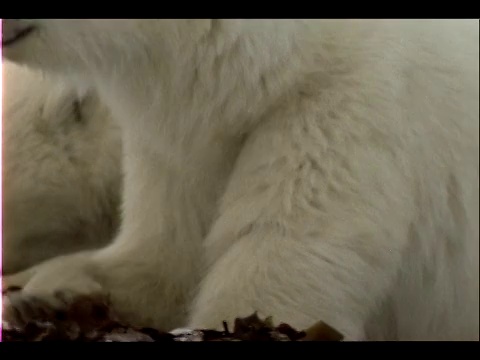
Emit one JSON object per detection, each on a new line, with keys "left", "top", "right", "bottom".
{"left": 101, "top": 23, "right": 311, "bottom": 161}
{"left": 94, "top": 23, "right": 312, "bottom": 238}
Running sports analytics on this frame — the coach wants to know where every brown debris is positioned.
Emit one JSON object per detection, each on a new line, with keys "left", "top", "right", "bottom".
{"left": 300, "top": 321, "right": 345, "bottom": 341}
{"left": 2, "top": 291, "right": 343, "bottom": 342}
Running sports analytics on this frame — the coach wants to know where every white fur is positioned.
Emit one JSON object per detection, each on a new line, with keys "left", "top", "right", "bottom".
{"left": 2, "top": 19, "right": 478, "bottom": 340}
{"left": 2, "top": 61, "right": 123, "bottom": 274}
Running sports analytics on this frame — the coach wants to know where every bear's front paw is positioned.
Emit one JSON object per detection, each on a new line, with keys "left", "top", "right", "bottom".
{"left": 3, "top": 289, "right": 98, "bottom": 327}
{"left": 2, "top": 252, "right": 105, "bottom": 328}
{"left": 2, "top": 267, "right": 39, "bottom": 293}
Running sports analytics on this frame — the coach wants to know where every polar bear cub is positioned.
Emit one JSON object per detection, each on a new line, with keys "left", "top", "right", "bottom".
{"left": 1, "top": 19, "right": 478, "bottom": 340}
{"left": 2, "top": 61, "right": 123, "bottom": 274}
